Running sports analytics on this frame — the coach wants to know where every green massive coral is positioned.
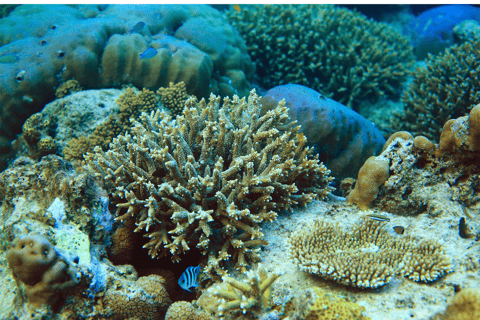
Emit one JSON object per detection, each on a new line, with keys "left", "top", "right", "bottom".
{"left": 227, "top": 4, "right": 414, "bottom": 110}
{"left": 85, "top": 90, "right": 333, "bottom": 276}
{"left": 389, "top": 40, "right": 480, "bottom": 141}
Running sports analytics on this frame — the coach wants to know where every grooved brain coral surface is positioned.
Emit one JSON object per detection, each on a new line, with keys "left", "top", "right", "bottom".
{"left": 260, "top": 84, "right": 385, "bottom": 180}
{"left": 410, "top": 4, "right": 480, "bottom": 59}
{"left": 0, "top": 4, "right": 253, "bottom": 141}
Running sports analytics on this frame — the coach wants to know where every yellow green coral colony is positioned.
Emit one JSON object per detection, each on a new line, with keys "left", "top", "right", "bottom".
{"left": 85, "top": 89, "right": 333, "bottom": 275}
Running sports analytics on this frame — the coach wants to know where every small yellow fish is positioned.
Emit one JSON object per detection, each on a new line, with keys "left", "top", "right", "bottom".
{"left": 233, "top": 4, "right": 241, "bottom": 12}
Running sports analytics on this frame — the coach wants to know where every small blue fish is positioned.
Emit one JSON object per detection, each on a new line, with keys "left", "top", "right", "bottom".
{"left": 140, "top": 47, "right": 157, "bottom": 60}
{"left": 129, "top": 21, "right": 145, "bottom": 35}
{"left": 178, "top": 265, "right": 200, "bottom": 292}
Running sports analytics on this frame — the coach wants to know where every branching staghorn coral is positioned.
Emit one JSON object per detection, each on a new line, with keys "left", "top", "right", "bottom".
{"left": 199, "top": 265, "right": 284, "bottom": 318}
{"left": 85, "top": 90, "right": 333, "bottom": 275}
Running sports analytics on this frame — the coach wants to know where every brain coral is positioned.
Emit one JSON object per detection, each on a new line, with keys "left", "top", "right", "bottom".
{"left": 288, "top": 217, "right": 453, "bottom": 289}
{"left": 103, "top": 274, "right": 171, "bottom": 319}
{"left": 85, "top": 90, "right": 333, "bottom": 275}
{"left": 260, "top": 84, "right": 385, "bottom": 180}
{"left": 0, "top": 4, "right": 252, "bottom": 154}
{"left": 227, "top": 4, "right": 414, "bottom": 110}
{"left": 389, "top": 40, "right": 480, "bottom": 141}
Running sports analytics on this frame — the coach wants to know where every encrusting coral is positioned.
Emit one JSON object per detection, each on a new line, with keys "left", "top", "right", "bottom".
{"left": 346, "top": 156, "right": 390, "bottom": 210}
{"left": 430, "top": 288, "right": 480, "bottom": 320}
{"left": 22, "top": 112, "right": 58, "bottom": 159}
{"left": 198, "top": 265, "right": 283, "bottom": 318}
{"left": 85, "top": 89, "right": 333, "bottom": 276}
{"left": 165, "top": 301, "right": 214, "bottom": 320}
{"left": 101, "top": 274, "right": 171, "bottom": 319}
{"left": 7, "top": 234, "right": 78, "bottom": 308}
{"left": 227, "top": 4, "right": 414, "bottom": 109}
{"left": 288, "top": 217, "right": 453, "bottom": 289}
{"left": 289, "top": 287, "right": 369, "bottom": 320}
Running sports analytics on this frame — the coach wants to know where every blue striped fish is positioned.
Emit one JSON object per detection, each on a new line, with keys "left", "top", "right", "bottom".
{"left": 178, "top": 265, "right": 201, "bottom": 292}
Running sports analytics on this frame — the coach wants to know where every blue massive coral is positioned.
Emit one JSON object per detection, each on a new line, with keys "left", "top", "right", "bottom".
{"left": 260, "top": 84, "right": 385, "bottom": 181}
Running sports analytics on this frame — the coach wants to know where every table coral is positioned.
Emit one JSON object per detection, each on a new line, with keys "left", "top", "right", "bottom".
{"left": 389, "top": 40, "right": 480, "bottom": 141}
{"left": 85, "top": 89, "right": 333, "bottom": 275}
{"left": 227, "top": 4, "right": 414, "bottom": 109}
{"left": 288, "top": 217, "right": 453, "bottom": 289}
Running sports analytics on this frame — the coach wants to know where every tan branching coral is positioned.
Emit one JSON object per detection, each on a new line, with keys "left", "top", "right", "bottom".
{"left": 157, "top": 81, "right": 190, "bottom": 117}
{"left": 85, "top": 90, "right": 333, "bottom": 275}
{"left": 198, "top": 265, "right": 283, "bottom": 318}
{"left": 288, "top": 217, "right": 453, "bottom": 289}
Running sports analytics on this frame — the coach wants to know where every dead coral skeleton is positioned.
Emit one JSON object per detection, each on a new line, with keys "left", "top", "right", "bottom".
{"left": 85, "top": 89, "right": 333, "bottom": 275}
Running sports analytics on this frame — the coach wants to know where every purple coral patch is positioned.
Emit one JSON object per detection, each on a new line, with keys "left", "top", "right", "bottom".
{"left": 261, "top": 84, "right": 385, "bottom": 180}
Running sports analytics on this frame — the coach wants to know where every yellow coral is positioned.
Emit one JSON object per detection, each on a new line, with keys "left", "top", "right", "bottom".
{"left": 157, "top": 81, "right": 189, "bottom": 116}
{"left": 55, "top": 79, "right": 83, "bottom": 98}
{"left": 103, "top": 274, "right": 171, "bottom": 320}
{"left": 165, "top": 301, "right": 214, "bottom": 320}
{"left": 346, "top": 156, "right": 390, "bottom": 210}
{"left": 305, "top": 287, "right": 369, "bottom": 320}
{"left": 288, "top": 217, "right": 453, "bottom": 289}
{"left": 430, "top": 288, "right": 480, "bottom": 320}
{"left": 85, "top": 89, "right": 333, "bottom": 276}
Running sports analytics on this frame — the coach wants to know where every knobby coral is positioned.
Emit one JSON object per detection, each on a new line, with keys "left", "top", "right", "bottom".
{"left": 85, "top": 90, "right": 333, "bottom": 275}
{"left": 288, "top": 217, "right": 453, "bottom": 289}
{"left": 227, "top": 4, "right": 414, "bottom": 109}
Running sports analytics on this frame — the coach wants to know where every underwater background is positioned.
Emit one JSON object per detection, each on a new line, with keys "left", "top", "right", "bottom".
{"left": 0, "top": 4, "right": 479, "bottom": 320}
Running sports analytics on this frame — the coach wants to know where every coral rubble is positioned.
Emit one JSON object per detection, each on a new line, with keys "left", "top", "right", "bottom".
{"left": 85, "top": 89, "right": 333, "bottom": 276}
{"left": 288, "top": 217, "right": 453, "bottom": 289}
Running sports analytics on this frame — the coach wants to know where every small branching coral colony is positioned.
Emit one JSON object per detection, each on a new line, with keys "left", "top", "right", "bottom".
{"left": 85, "top": 89, "right": 333, "bottom": 276}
